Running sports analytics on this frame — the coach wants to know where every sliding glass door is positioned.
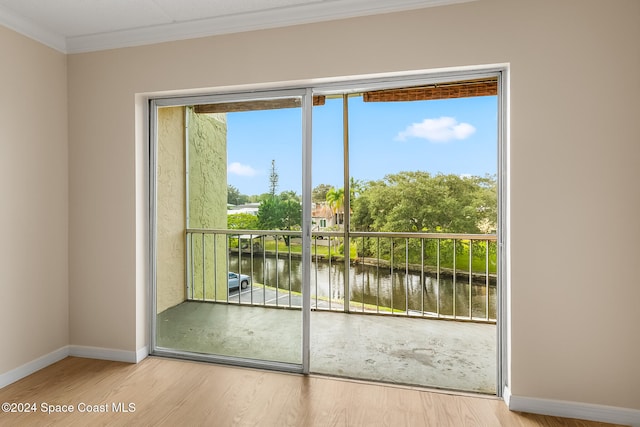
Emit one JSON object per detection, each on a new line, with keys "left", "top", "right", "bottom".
{"left": 150, "top": 70, "right": 504, "bottom": 395}
{"left": 151, "top": 89, "right": 312, "bottom": 372}
{"left": 308, "top": 86, "right": 499, "bottom": 392}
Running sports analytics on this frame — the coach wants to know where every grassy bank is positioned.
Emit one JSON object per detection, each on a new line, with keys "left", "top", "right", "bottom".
{"left": 249, "top": 239, "right": 496, "bottom": 275}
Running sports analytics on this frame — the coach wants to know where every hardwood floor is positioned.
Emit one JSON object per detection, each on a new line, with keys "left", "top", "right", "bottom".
{"left": 0, "top": 357, "right": 625, "bottom": 426}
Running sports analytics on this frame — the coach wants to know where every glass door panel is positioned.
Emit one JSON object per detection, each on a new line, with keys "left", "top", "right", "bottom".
{"left": 153, "top": 92, "right": 308, "bottom": 370}
{"left": 309, "top": 85, "right": 499, "bottom": 393}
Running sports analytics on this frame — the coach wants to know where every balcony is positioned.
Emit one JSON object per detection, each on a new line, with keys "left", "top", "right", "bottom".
{"left": 156, "top": 229, "right": 497, "bottom": 393}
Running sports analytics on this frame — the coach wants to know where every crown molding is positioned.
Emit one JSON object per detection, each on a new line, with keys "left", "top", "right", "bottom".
{"left": 65, "top": 0, "right": 476, "bottom": 53}
{"left": 0, "top": 4, "right": 66, "bottom": 52}
{"left": 0, "top": 0, "right": 476, "bottom": 54}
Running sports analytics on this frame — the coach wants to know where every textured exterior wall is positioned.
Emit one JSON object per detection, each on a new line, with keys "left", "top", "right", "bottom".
{"left": 156, "top": 107, "right": 186, "bottom": 313}
{"left": 187, "top": 109, "right": 228, "bottom": 300}
{"left": 156, "top": 107, "right": 229, "bottom": 310}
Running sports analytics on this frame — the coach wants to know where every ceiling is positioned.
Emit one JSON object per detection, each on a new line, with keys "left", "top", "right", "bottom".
{"left": 0, "top": 0, "right": 473, "bottom": 53}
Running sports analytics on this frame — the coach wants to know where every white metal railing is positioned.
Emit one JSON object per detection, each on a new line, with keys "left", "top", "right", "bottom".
{"left": 185, "top": 228, "right": 497, "bottom": 323}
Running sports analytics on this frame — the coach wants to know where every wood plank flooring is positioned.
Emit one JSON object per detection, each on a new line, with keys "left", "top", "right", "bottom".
{"left": 0, "top": 357, "right": 625, "bottom": 426}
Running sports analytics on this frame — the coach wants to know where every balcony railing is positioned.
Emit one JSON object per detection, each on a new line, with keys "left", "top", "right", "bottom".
{"left": 185, "top": 229, "right": 497, "bottom": 323}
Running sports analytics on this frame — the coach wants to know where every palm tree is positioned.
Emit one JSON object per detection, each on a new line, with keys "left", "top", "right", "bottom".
{"left": 326, "top": 187, "right": 345, "bottom": 225}
{"left": 349, "top": 177, "right": 363, "bottom": 199}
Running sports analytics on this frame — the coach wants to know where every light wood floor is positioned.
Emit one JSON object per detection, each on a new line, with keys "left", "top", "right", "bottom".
{"left": 0, "top": 357, "right": 625, "bottom": 426}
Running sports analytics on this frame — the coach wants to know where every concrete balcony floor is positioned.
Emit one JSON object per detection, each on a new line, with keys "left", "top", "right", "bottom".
{"left": 156, "top": 301, "right": 496, "bottom": 394}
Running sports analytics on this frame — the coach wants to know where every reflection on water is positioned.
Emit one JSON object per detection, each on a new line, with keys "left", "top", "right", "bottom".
{"left": 229, "top": 254, "right": 496, "bottom": 319}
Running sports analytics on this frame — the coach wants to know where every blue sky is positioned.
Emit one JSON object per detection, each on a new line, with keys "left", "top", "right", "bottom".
{"left": 226, "top": 95, "right": 497, "bottom": 196}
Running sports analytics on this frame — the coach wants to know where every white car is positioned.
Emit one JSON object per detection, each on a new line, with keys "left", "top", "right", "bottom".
{"left": 228, "top": 272, "right": 251, "bottom": 290}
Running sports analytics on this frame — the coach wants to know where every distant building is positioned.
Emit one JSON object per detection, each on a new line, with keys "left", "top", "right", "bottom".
{"left": 228, "top": 202, "right": 260, "bottom": 216}
{"left": 312, "top": 202, "right": 337, "bottom": 231}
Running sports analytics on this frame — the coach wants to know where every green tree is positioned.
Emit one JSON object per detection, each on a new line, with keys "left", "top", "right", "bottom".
{"left": 227, "top": 185, "right": 249, "bottom": 205}
{"left": 350, "top": 172, "right": 496, "bottom": 267}
{"left": 351, "top": 172, "right": 496, "bottom": 234}
{"left": 279, "top": 191, "right": 302, "bottom": 245}
{"left": 312, "top": 184, "right": 332, "bottom": 203}
{"left": 257, "top": 191, "right": 302, "bottom": 246}
{"left": 227, "top": 212, "right": 259, "bottom": 230}
{"left": 268, "top": 159, "right": 278, "bottom": 196}
{"left": 349, "top": 177, "right": 363, "bottom": 199}
{"left": 257, "top": 197, "right": 283, "bottom": 231}
{"left": 350, "top": 182, "right": 379, "bottom": 232}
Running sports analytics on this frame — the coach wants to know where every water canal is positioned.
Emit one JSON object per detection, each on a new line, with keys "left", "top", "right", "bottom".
{"left": 229, "top": 253, "right": 496, "bottom": 320}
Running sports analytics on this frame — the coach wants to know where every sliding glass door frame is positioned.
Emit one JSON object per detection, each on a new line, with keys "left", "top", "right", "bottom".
{"left": 149, "top": 66, "right": 507, "bottom": 395}
{"left": 149, "top": 88, "right": 312, "bottom": 374}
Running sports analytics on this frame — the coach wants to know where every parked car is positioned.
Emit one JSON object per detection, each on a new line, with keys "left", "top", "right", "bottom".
{"left": 228, "top": 272, "right": 251, "bottom": 290}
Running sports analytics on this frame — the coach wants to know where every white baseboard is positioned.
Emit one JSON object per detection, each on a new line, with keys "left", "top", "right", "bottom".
{"left": 1, "top": 345, "right": 149, "bottom": 390}
{"left": 504, "top": 386, "right": 640, "bottom": 427}
{"left": 503, "top": 385, "right": 511, "bottom": 406}
{"left": 68, "top": 345, "right": 140, "bottom": 363}
{"left": 135, "top": 345, "right": 149, "bottom": 363}
{"left": 0, "top": 346, "right": 69, "bottom": 389}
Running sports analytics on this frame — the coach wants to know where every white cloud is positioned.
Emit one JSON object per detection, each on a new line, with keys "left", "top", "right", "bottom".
{"left": 228, "top": 162, "right": 257, "bottom": 176}
{"left": 395, "top": 116, "right": 476, "bottom": 143}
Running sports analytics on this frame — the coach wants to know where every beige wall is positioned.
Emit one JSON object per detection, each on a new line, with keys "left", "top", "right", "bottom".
{"left": 0, "top": 27, "right": 68, "bottom": 373}
{"left": 0, "top": 0, "right": 627, "bottom": 412}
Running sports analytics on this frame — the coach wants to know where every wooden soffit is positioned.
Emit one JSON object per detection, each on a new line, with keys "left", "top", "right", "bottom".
{"left": 193, "top": 78, "right": 497, "bottom": 114}
{"left": 194, "top": 96, "right": 325, "bottom": 114}
{"left": 363, "top": 78, "right": 498, "bottom": 102}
